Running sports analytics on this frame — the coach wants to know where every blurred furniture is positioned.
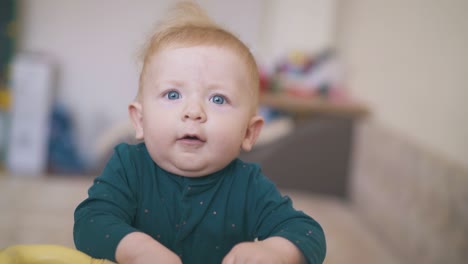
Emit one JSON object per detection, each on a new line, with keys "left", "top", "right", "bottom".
{"left": 242, "top": 94, "right": 369, "bottom": 197}
{"left": 348, "top": 121, "right": 468, "bottom": 264}
{"left": 241, "top": 116, "right": 354, "bottom": 197}
{"left": 244, "top": 118, "right": 468, "bottom": 264}
{"left": 260, "top": 93, "right": 369, "bottom": 119}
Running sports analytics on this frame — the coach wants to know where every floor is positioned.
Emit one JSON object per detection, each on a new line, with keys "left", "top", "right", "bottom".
{"left": 0, "top": 174, "right": 400, "bottom": 264}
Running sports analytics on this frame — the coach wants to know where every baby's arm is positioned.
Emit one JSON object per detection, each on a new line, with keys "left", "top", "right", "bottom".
{"left": 222, "top": 236, "right": 305, "bottom": 264}
{"left": 116, "top": 232, "right": 181, "bottom": 264}
{"left": 74, "top": 145, "right": 179, "bottom": 262}
{"left": 240, "top": 173, "right": 326, "bottom": 264}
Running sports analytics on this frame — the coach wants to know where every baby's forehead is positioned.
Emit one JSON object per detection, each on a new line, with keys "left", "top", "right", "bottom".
{"left": 140, "top": 43, "right": 259, "bottom": 104}
{"left": 149, "top": 43, "right": 241, "bottom": 61}
{"left": 146, "top": 44, "right": 252, "bottom": 80}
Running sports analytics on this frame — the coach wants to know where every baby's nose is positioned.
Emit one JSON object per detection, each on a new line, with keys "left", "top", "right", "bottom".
{"left": 182, "top": 102, "right": 207, "bottom": 122}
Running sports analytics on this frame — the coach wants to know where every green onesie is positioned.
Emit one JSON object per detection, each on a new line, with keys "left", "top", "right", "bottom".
{"left": 74, "top": 143, "right": 326, "bottom": 263}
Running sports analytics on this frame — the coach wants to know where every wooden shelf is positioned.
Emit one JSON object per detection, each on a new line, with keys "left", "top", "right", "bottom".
{"left": 259, "top": 93, "right": 370, "bottom": 118}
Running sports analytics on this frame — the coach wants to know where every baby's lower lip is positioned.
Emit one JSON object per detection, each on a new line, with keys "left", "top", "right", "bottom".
{"left": 178, "top": 138, "right": 205, "bottom": 145}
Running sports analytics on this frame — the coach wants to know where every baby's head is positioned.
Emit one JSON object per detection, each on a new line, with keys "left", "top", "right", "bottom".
{"left": 129, "top": 1, "right": 264, "bottom": 177}
{"left": 136, "top": 2, "right": 260, "bottom": 110}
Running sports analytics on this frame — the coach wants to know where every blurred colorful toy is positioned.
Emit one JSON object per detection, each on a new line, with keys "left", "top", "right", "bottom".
{"left": 264, "top": 48, "right": 347, "bottom": 101}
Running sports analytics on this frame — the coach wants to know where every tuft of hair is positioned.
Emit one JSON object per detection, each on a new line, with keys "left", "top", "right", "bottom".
{"left": 137, "top": 1, "right": 259, "bottom": 109}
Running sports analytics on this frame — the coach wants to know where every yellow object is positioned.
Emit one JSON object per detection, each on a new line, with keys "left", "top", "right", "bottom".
{"left": 288, "top": 50, "right": 308, "bottom": 66}
{"left": 0, "top": 88, "right": 11, "bottom": 110}
{"left": 0, "top": 244, "right": 115, "bottom": 264}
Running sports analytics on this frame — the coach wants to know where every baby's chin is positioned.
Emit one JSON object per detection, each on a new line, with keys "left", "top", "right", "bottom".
{"left": 148, "top": 148, "right": 239, "bottom": 177}
{"left": 160, "top": 160, "right": 227, "bottom": 178}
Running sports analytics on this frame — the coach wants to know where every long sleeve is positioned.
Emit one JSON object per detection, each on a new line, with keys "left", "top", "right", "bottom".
{"left": 73, "top": 145, "right": 140, "bottom": 262}
{"left": 248, "top": 172, "right": 326, "bottom": 264}
{"left": 74, "top": 145, "right": 326, "bottom": 263}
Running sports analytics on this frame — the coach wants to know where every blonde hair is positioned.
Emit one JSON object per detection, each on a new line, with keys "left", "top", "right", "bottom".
{"left": 137, "top": 1, "right": 259, "bottom": 108}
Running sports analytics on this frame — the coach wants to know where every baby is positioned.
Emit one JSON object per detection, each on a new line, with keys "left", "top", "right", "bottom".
{"left": 74, "top": 2, "right": 326, "bottom": 264}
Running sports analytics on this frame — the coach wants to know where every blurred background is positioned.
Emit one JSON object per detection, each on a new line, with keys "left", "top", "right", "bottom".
{"left": 0, "top": 0, "right": 467, "bottom": 263}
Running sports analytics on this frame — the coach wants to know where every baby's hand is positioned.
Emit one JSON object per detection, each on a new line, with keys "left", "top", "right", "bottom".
{"left": 222, "top": 241, "right": 283, "bottom": 264}
{"left": 116, "top": 232, "right": 182, "bottom": 264}
{"left": 222, "top": 237, "right": 304, "bottom": 264}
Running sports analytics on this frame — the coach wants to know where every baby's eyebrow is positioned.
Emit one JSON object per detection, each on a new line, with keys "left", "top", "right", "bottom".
{"left": 205, "top": 84, "right": 239, "bottom": 97}
{"left": 164, "top": 79, "right": 184, "bottom": 85}
{"left": 154, "top": 79, "right": 185, "bottom": 88}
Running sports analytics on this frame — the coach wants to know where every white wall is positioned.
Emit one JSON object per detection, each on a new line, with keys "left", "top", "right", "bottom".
{"left": 336, "top": 0, "right": 468, "bottom": 169}
{"left": 259, "top": 0, "right": 337, "bottom": 66}
{"left": 17, "top": 0, "right": 334, "bottom": 167}
{"left": 18, "top": 0, "right": 173, "bottom": 165}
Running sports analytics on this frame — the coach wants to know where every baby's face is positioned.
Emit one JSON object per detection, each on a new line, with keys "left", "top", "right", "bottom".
{"left": 135, "top": 45, "right": 260, "bottom": 177}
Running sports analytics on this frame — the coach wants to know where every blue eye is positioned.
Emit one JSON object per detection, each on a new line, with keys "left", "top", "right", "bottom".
{"left": 166, "top": 91, "right": 180, "bottom": 100}
{"left": 210, "top": 95, "right": 226, "bottom": 105}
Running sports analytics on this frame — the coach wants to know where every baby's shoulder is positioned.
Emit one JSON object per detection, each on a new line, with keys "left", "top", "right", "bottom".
{"left": 230, "top": 159, "right": 272, "bottom": 184}
{"left": 109, "top": 142, "right": 153, "bottom": 171}
{"left": 114, "top": 142, "right": 146, "bottom": 153}
{"left": 231, "top": 158, "right": 261, "bottom": 174}
{"left": 112, "top": 142, "right": 149, "bottom": 160}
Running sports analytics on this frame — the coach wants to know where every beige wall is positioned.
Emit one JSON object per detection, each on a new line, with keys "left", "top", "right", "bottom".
{"left": 336, "top": 0, "right": 468, "bottom": 169}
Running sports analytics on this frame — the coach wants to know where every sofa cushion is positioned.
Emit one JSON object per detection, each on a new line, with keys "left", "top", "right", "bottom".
{"left": 350, "top": 121, "right": 468, "bottom": 264}
{"left": 0, "top": 176, "right": 399, "bottom": 264}
{"left": 283, "top": 190, "right": 400, "bottom": 264}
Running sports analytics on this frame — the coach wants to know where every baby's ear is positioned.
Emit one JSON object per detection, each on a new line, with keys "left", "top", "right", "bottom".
{"left": 241, "top": 115, "right": 264, "bottom": 152}
{"left": 128, "top": 102, "right": 144, "bottom": 140}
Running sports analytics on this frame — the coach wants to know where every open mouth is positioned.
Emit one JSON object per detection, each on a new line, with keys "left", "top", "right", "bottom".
{"left": 179, "top": 134, "right": 206, "bottom": 142}
{"left": 183, "top": 135, "right": 200, "bottom": 140}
